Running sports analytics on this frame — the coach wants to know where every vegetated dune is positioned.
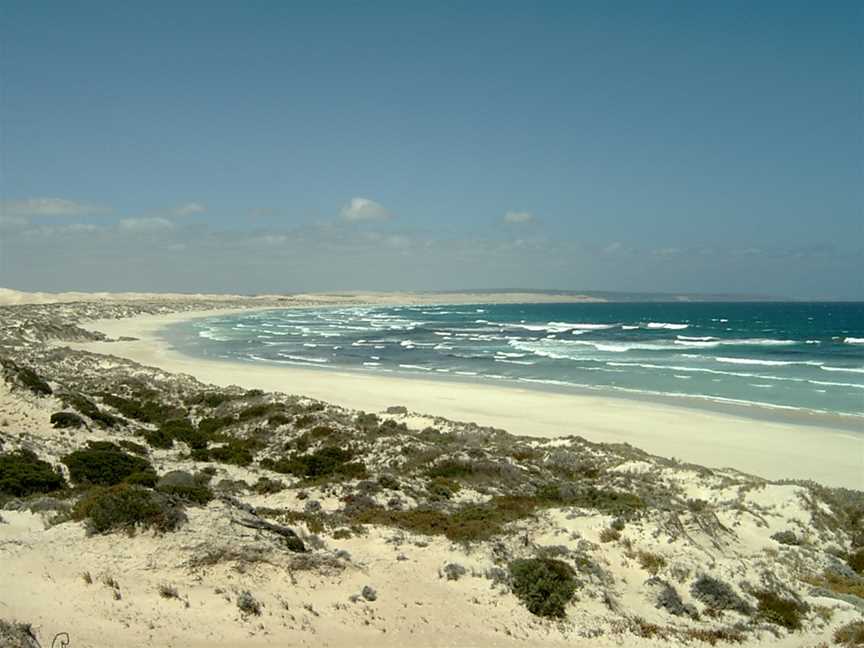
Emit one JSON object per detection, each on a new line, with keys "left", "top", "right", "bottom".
{"left": 0, "top": 296, "right": 861, "bottom": 647}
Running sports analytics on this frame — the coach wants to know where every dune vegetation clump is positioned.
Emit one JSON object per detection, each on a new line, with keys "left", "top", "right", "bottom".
{"left": 62, "top": 442, "right": 156, "bottom": 487}
{"left": 0, "top": 449, "right": 66, "bottom": 497}
{"left": 72, "top": 484, "right": 186, "bottom": 534}
{"left": 508, "top": 558, "right": 579, "bottom": 618}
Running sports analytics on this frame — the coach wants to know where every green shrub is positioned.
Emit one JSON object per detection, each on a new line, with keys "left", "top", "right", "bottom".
{"left": 238, "top": 403, "right": 283, "bottom": 421}
{"left": 254, "top": 477, "right": 285, "bottom": 494}
{"left": 0, "top": 449, "right": 66, "bottom": 496}
{"left": 118, "top": 440, "right": 148, "bottom": 456}
{"left": 427, "top": 476, "right": 460, "bottom": 500}
{"left": 509, "top": 558, "right": 579, "bottom": 618}
{"left": 2, "top": 359, "right": 52, "bottom": 396}
{"left": 261, "top": 446, "right": 366, "bottom": 481}
{"left": 62, "top": 446, "right": 155, "bottom": 486}
{"left": 73, "top": 484, "right": 185, "bottom": 534}
{"left": 207, "top": 439, "right": 258, "bottom": 466}
{"left": 144, "top": 428, "right": 174, "bottom": 449}
{"left": 157, "top": 482, "right": 213, "bottom": 504}
{"left": 197, "top": 415, "right": 235, "bottom": 438}
{"left": 691, "top": 575, "right": 752, "bottom": 615}
{"left": 754, "top": 590, "right": 805, "bottom": 630}
{"left": 188, "top": 392, "right": 234, "bottom": 408}
{"left": 835, "top": 621, "right": 864, "bottom": 646}
{"left": 267, "top": 414, "right": 293, "bottom": 427}
{"left": 100, "top": 394, "right": 184, "bottom": 424}
{"left": 848, "top": 548, "right": 864, "bottom": 575}
{"left": 159, "top": 419, "right": 208, "bottom": 449}
{"left": 353, "top": 496, "right": 536, "bottom": 543}
{"left": 61, "top": 393, "right": 118, "bottom": 427}
{"left": 51, "top": 412, "right": 85, "bottom": 429}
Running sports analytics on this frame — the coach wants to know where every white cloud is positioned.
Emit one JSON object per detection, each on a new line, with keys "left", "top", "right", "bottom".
{"left": 174, "top": 202, "right": 206, "bottom": 216}
{"left": 4, "top": 197, "right": 108, "bottom": 217}
{"left": 118, "top": 217, "right": 175, "bottom": 232}
{"left": 502, "top": 211, "right": 535, "bottom": 224}
{"left": 340, "top": 197, "right": 391, "bottom": 223}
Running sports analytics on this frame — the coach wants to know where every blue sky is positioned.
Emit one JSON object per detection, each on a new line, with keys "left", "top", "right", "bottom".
{"left": 1, "top": 1, "right": 861, "bottom": 297}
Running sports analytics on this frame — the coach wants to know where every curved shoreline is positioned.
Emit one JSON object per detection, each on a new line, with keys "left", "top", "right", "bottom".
{"left": 72, "top": 308, "right": 863, "bottom": 490}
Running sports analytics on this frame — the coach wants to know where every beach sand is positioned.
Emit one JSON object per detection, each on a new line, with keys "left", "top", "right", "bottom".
{"left": 73, "top": 309, "right": 863, "bottom": 490}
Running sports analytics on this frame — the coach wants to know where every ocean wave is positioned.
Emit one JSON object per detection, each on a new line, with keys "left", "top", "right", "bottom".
{"left": 844, "top": 337, "right": 864, "bottom": 345}
{"left": 646, "top": 322, "right": 689, "bottom": 330}
{"left": 677, "top": 335, "right": 717, "bottom": 341}
{"left": 277, "top": 353, "right": 328, "bottom": 363}
{"left": 399, "top": 364, "right": 433, "bottom": 371}
{"left": 495, "top": 358, "right": 536, "bottom": 365}
{"left": 714, "top": 357, "right": 817, "bottom": 367}
{"left": 820, "top": 366, "right": 864, "bottom": 375}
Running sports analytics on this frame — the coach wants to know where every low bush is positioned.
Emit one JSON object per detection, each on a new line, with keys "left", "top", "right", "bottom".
{"left": 509, "top": 558, "right": 579, "bottom": 618}
{"left": 154, "top": 470, "right": 213, "bottom": 504}
{"left": 118, "top": 440, "right": 148, "bottom": 456}
{"left": 0, "top": 449, "right": 66, "bottom": 497}
{"left": 100, "top": 394, "right": 184, "bottom": 424}
{"left": 62, "top": 445, "right": 156, "bottom": 486}
{"left": 144, "top": 428, "right": 174, "bottom": 449}
{"left": 207, "top": 439, "right": 258, "bottom": 466}
{"left": 691, "top": 575, "right": 752, "bottom": 615}
{"left": 2, "top": 359, "right": 52, "bottom": 396}
{"left": 188, "top": 392, "right": 234, "bottom": 408}
{"left": 599, "top": 527, "right": 621, "bottom": 543}
{"left": 848, "top": 548, "right": 864, "bottom": 574}
{"left": 237, "top": 590, "right": 262, "bottom": 616}
{"left": 754, "top": 590, "right": 805, "bottom": 630}
{"left": 50, "top": 412, "right": 85, "bottom": 429}
{"left": 353, "top": 495, "right": 537, "bottom": 543}
{"left": 834, "top": 621, "right": 864, "bottom": 646}
{"left": 261, "top": 446, "right": 366, "bottom": 481}
{"left": 198, "top": 416, "right": 235, "bottom": 437}
{"left": 637, "top": 551, "right": 666, "bottom": 575}
{"left": 427, "top": 476, "right": 461, "bottom": 500}
{"left": 238, "top": 403, "right": 283, "bottom": 422}
{"left": 254, "top": 476, "right": 285, "bottom": 494}
{"left": 159, "top": 419, "right": 208, "bottom": 449}
{"left": 267, "top": 413, "right": 293, "bottom": 427}
{"left": 73, "top": 484, "right": 186, "bottom": 534}
{"left": 61, "top": 393, "right": 118, "bottom": 427}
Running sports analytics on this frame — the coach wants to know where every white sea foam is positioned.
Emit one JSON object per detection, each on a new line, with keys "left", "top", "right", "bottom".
{"left": 844, "top": 337, "right": 864, "bottom": 345}
{"left": 398, "top": 364, "right": 432, "bottom": 371}
{"left": 646, "top": 322, "right": 689, "bottom": 330}
{"left": 677, "top": 335, "right": 717, "bottom": 342}
{"left": 714, "top": 357, "right": 810, "bottom": 367}
{"left": 820, "top": 366, "right": 864, "bottom": 374}
{"left": 621, "top": 325, "right": 640, "bottom": 330}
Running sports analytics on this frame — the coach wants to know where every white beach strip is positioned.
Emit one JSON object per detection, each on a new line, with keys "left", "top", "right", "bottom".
{"left": 72, "top": 309, "right": 863, "bottom": 490}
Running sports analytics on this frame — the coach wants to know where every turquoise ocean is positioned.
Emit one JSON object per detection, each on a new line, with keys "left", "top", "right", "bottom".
{"left": 165, "top": 302, "right": 864, "bottom": 419}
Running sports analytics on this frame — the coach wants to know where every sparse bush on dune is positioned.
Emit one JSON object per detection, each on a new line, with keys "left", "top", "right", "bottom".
{"left": 100, "top": 393, "right": 184, "bottom": 424}
{"left": 60, "top": 392, "right": 119, "bottom": 427}
{"left": 1, "top": 358, "right": 52, "bottom": 396}
{"left": 509, "top": 558, "right": 579, "bottom": 618}
{"left": 0, "top": 449, "right": 66, "bottom": 497}
{"left": 754, "top": 590, "right": 806, "bottom": 630}
{"left": 156, "top": 470, "right": 213, "bottom": 504}
{"left": 848, "top": 547, "right": 864, "bottom": 574}
{"left": 834, "top": 621, "right": 864, "bottom": 646}
{"left": 0, "top": 619, "right": 41, "bottom": 648}
{"left": 73, "top": 484, "right": 186, "bottom": 534}
{"left": 691, "top": 575, "right": 752, "bottom": 615}
{"left": 236, "top": 590, "right": 262, "bottom": 616}
{"left": 62, "top": 443, "right": 156, "bottom": 487}
{"left": 144, "top": 428, "right": 174, "bottom": 449}
{"left": 50, "top": 411, "right": 86, "bottom": 429}
{"left": 261, "top": 446, "right": 366, "bottom": 481}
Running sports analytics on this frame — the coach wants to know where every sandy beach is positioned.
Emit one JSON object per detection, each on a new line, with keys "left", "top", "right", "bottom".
{"left": 74, "top": 308, "right": 863, "bottom": 490}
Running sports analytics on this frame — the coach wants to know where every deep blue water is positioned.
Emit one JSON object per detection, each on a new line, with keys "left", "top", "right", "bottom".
{"left": 166, "top": 302, "right": 864, "bottom": 417}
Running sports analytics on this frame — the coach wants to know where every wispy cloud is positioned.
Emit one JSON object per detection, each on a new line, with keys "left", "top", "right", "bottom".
{"left": 118, "top": 217, "right": 175, "bottom": 232}
{"left": 174, "top": 202, "right": 206, "bottom": 216}
{"left": 340, "top": 197, "right": 391, "bottom": 223}
{"left": 3, "top": 197, "right": 109, "bottom": 217}
{"left": 502, "top": 211, "right": 535, "bottom": 224}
